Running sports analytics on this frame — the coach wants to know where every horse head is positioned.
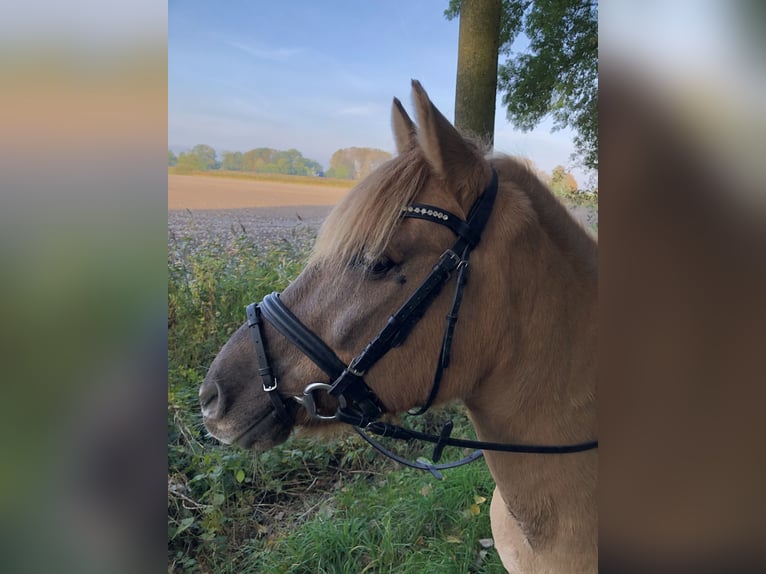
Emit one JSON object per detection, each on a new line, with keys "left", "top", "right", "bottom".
{"left": 200, "top": 81, "right": 500, "bottom": 449}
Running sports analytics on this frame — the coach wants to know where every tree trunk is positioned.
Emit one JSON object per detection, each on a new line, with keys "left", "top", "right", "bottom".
{"left": 454, "top": 0, "right": 502, "bottom": 148}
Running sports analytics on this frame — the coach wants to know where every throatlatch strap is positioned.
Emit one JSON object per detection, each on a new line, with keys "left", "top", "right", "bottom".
{"left": 401, "top": 169, "right": 499, "bottom": 416}
{"left": 407, "top": 257, "right": 471, "bottom": 416}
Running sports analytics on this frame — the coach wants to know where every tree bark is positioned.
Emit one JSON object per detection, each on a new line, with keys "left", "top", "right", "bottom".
{"left": 454, "top": 0, "right": 502, "bottom": 148}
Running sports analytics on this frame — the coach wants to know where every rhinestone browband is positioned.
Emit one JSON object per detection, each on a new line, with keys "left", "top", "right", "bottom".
{"left": 404, "top": 206, "right": 450, "bottom": 220}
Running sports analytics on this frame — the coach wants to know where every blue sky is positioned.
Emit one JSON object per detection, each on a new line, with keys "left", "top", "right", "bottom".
{"left": 169, "top": 0, "right": 590, "bottom": 185}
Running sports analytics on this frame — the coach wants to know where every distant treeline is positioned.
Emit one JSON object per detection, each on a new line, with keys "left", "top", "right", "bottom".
{"left": 168, "top": 144, "right": 392, "bottom": 180}
{"left": 168, "top": 145, "right": 595, "bottom": 198}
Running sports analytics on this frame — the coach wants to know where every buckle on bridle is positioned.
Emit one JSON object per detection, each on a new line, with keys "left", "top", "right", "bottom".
{"left": 262, "top": 377, "right": 278, "bottom": 393}
{"left": 440, "top": 249, "right": 461, "bottom": 269}
{"left": 292, "top": 382, "right": 346, "bottom": 421}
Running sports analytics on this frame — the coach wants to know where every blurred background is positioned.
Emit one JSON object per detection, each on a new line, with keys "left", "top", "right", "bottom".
{"left": 599, "top": 1, "right": 766, "bottom": 571}
{"left": 1, "top": 1, "right": 167, "bottom": 572}
{"left": 0, "top": 0, "right": 763, "bottom": 572}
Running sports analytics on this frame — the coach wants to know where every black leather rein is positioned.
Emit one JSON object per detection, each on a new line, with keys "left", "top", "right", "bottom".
{"left": 245, "top": 169, "right": 597, "bottom": 478}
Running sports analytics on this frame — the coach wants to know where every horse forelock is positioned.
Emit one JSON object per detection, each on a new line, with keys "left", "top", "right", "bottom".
{"left": 310, "top": 147, "right": 431, "bottom": 272}
{"left": 310, "top": 148, "right": 595, "bottom": 281}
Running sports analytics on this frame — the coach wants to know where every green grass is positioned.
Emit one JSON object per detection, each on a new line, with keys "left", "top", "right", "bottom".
{"left": 234, "top": 461, "right": 501, "bottom": 574}
{"left": 168, "top": 223, "right": 504, "bottom": 573}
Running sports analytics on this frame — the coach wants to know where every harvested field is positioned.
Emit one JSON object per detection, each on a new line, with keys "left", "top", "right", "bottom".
{"left": 168, "top": 205, "right": 329, "bottom": 251}
{"left": 168, "top": 173, "right": 597, "bottom": 249}
{"left": 168, "top": 174, "right": 349, "bottom": 247}
{"left": 168, "top": 174, "right": 349, "bottom": 210}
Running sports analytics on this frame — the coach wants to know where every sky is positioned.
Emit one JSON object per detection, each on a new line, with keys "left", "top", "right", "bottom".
{"left": 168, "top": 0, "right": 592, "bottom": 186}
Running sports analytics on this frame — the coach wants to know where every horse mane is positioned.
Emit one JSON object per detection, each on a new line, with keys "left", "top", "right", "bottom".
{"left": 310, "top": 148, "right": 596, "bottom": 277}
{"left": 491, "top": 155, "right": 597, "bottom": 274}
{"left": 310, "top": 146, "right": 431, "bottom": 272}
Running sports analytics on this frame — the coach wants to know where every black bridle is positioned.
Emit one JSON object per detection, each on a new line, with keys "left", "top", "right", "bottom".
{"left": 246, "top": 169, "right": 597, "bottom": 478}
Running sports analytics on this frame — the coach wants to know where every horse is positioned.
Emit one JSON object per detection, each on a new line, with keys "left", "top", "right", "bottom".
{"left": 199, "top": 80, "right": 597, "bottom": 573}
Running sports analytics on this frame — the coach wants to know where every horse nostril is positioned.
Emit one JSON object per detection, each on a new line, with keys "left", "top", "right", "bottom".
{"left": 199, "top": 382, "right": 223, "bottom": 419}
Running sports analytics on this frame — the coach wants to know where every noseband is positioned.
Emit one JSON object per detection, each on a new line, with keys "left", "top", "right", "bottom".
{"left": 246, "top": 169, "right": 597, "bottom": 478}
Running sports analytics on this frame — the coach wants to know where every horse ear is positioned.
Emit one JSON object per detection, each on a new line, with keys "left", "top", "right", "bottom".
{"left": 392, "top": 97, "right": 417, "bottom": 154}
{"left": 410, "top": 79, "right": 487, "bottom": 206}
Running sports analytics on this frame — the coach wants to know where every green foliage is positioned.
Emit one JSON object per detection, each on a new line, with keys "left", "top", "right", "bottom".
{"left": 168, "top": 223, "right": 314, "bottom": 568}
{"left": 220, "top": 151, "right": 243, "bottom": 171}
{"left": 168, "top": 224, "right": 313, "bottom": 374}
{"left": 191, "top": 144, "right": 218, "bottom": 170}
{"left": 168, "top": 224, "right": 502, "bottom": 572}
{"left": 328, "top": 147, "right": 392, "bottom": 180}
{"left": 325, "top": 165, "right": 349, "bottom": 179}
{"left": 175, "top": 151, "right": 203, "bottom": 174}
{"left": 241, "top": 147, "right": 322, "bottom": 176}
{"left": 539, "top": 164, "right": 598, "bottom": 208}
{"left": 560, "top": 188, "right": 597, "bottom": 208}
{"left": 175, "top": 144, "right": 218, "bottom": 173}
{"left": 549, "top": 164, "right": 578, "bottom": 196}
{"left": 172, "top": 146, "right": 323, "bottom": 177}
{"left": 447, "top": 0, "right": 598, "bottom": 170}
{"left": 168, "top": 149, "right": 178, "bottom": 166}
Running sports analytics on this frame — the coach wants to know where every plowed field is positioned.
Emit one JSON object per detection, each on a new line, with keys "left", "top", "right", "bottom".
{"left": 168, "top": 174, "right": 349, "bottom": 210}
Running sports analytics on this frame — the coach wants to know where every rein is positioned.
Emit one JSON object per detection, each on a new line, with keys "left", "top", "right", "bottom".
{"left": 246, "top": 169, "right": 597, "bottom": 478}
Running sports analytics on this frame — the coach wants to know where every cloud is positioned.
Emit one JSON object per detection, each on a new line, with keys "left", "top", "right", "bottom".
{"left": 227, "top": 41, "right": 301, "bottom": 62}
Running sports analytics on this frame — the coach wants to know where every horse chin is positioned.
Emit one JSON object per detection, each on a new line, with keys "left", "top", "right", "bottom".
{"left": 233, "top": 409, "right": 294, "bottom": 451}
{"left": 204, "top": 406, "right": 294, "bottom": 452}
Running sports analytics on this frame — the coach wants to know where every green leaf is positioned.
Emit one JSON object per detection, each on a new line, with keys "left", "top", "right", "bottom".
{"left": 235, "top": 469, "right": 245, "bottom": 483}
{"left": 172, "top": 516, "right": 196, "bottom": 539}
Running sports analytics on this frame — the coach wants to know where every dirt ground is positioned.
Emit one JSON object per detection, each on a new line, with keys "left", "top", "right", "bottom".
{"left": 168, "top": 173, "right": 596, "bottom": 249}
{"left": 168, "top": 175, "right": 347, "bottom": 247}
{"left": 168, "top": 174, "right": 350, "bottom": 210}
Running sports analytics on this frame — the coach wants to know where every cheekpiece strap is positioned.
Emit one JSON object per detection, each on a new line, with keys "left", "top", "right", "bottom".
{"left": 246, "top": 303, "right": 293, "bottom": 424}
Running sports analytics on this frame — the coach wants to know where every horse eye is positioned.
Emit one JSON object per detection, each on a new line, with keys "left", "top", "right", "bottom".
{"left": 367, "top": 256, "right": 396, "bottom": 278}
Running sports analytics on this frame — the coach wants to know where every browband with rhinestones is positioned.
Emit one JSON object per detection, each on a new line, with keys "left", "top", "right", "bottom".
{"left": 402, "top": 203, "right": 472, "bottom": 242}
{"left": 404, "top": 205, "right": 451, "bottom": 220}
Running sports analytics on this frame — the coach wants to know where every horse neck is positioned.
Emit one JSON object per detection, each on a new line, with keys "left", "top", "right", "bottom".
{"left": 463, "top": 190, "right": 598, "bottom": 553}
